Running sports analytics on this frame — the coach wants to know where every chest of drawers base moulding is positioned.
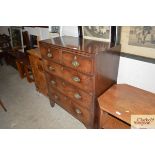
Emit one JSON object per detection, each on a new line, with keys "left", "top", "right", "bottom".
{"left": 39, "top": 36, "right": 120, "bottom": 128}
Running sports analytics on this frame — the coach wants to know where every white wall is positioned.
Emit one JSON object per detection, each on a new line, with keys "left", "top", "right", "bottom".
{"left": 23, "top": 27, "right": 49, "bottom": 40}
{"left": 117, "top": 57, "right": 155, "bottom": 93}
{"left": 0, "top": 26, "right": 10, "bottom": 35}
{"left": 61, "top": 26, "right": 78, "bottom": 37}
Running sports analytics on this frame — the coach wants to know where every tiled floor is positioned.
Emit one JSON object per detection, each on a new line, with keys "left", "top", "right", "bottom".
{"left": 0, "top": 64, "right": 85, "bottom": 129}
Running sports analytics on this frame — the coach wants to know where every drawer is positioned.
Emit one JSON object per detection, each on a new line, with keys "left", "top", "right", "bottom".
{"left": 62, "top": 51, "right": 93, "bottom": 75}
{"left": 40, "top": 44, "right": 61, "bottom": 63}
{"left": 46, "top": 73, "right": 92, "bottom": 109}
{"left": 43, "top": 59, "right": 93, "bottom": 93}
{"left": 100, "top": 110, "right": 130, "bottom": 129}
{"left": 49, "top": 88, "right": 91, "bottom": 125}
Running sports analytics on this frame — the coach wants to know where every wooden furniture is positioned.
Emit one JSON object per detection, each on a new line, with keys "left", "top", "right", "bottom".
{"left": 98, "top": 84, "right": 155, "bottom": 129}
{"left": 28, "top": 48, "right": 48, "bottom": 96}
{"left": 39, "top": 36, "right": 120, "bottom": 128}
{"left": 16, "top": 55, "right": 34, "bottom": 83}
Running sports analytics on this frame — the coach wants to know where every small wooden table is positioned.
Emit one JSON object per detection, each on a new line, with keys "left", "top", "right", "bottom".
{"left": 98, "top": 84, "right": 155, "bottom": 129}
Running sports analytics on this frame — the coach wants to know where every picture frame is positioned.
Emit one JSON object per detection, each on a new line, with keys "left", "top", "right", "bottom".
{"left": 120, "top": 26, "right": 155, "bottom": 59}
{"left": 10, "top": 26, "right": 24, "bottom": 51}
{"left": 128, "top": 26, "right": 155, "bottom": 49}
{"left": 49, "top": 26, "right": 60, "bottom": 33}
{"left": 82, "top": 26, "right": 111, "bottom": 42}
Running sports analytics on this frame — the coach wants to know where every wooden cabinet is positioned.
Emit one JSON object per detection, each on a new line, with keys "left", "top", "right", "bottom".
{"left": 39, "top": 36, "right": 120, "bottom": 128}
{"left": 98, "top": 84, "right": 155, "bottom": 129}
{"left": 28, "top": 48, "right": 48, "bottom": 96}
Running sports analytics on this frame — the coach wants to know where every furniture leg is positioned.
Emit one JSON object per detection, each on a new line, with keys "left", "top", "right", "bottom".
{"left": 0, "top": 99, "right": 7, "bottom": 112}
{"left": 24, "top": 66, "right": 33, "bottom": 83}
{"left": 16, "top": 61, "right": 25, "bottom": 79}
{"left": 50, "top": 99, "right": 55, "bottom": 107}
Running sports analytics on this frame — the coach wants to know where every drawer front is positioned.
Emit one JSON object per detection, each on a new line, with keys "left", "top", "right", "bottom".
{"left": 40, "top": 44, "right": 61, "bottom": 63}
{"left": 46, "top": 73, "right": 92, "bottom": 109}
{"left": 62, "top": 51, "right": 93, "bottom": 75}
{"left": 43, "top": 59, "right": 93, "bottom": 93}
{"left": 49, "top": 88, "right": 91, "bottom": 126}
{"left": 100, "top": 111, "right": 130, "bottom": 129}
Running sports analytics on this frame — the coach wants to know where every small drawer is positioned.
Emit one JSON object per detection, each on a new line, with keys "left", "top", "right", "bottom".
{"left": 49, "top": 87, "right": 69, "bottom": 108}
{"left": 70, "top": 100, "right": 91, "bottom": 126}
{"left": 99, "top": 111, "right": 130, "bottom": 129}
{"left": 62, "top": 51, "right": 93, "bottom": 75}
{"left": 49, "top": 88, "right": 91, "bottom": 126}
{"left": 46, "top": 73, "right": 93, "bottom": 109}
{"left": 43, "top": 60, "right": 93, "bottom": 93}
{"left": 40, "top": 44, "right": 61, "bottom": 63}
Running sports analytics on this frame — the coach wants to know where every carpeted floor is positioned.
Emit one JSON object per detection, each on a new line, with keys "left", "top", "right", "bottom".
{"left": 0, "top": 64, "right": 85, "bottom": 129}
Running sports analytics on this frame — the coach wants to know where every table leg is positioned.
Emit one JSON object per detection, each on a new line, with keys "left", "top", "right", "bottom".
{"left": 16, "top": 61, "right": 25, "bottom": 79}
{"left": 24, "top": 66, "right": 33, "bottom": 83}
{"left": 0, "top": 99, "right": 7, "bottom": 112}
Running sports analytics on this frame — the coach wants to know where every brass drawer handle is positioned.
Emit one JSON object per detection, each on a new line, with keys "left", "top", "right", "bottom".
{"left": 54, "top": 95, "right": 58, "bottom": 100}
{"left": 74, "top": 93, "right": 81, "bottom": 100}
{"left": 47, "top": 52, "right": 52, "bottom": 58}
{"left": 72, "top": 56, "right": 80, "bottom": 67}
{"left": 38, "top": 65, "right": 43, "bottom": 72}
{"left": 51, "top": 80, "right": 56, "bottom": 85}
{"left": 49, "top": 66, "right": 55, "bottom": 71}
{"left": 72, "top": 76, "right": 80, "bottom": 82}
{"left": 75, "top": 108, "right": 82, "bottom": 115}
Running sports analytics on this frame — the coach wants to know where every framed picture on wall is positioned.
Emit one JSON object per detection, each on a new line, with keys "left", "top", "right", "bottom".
{"left": 128, "top": 26, "right": 155, "bottom": 48}
{"left": 10, "top": 26, "right": 23, "bottom": 49}
{"left": 82, "top": 26, "right": 111, "bottom": 42}
{"left": 49, "top": 26, "right": 60, "bottom": 33}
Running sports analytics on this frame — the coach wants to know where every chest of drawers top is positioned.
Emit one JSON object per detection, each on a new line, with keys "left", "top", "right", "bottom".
{"left": 39, "top": 36, "right": 111, "bottom": 56}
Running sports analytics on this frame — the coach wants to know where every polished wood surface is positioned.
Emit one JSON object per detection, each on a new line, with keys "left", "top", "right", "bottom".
{"left": 46, "top": 72, "right": 93, "bottom": 110}
{"left": 28, "top": 48, "right": 48, "bottom": 96}
{"left": 39, "top": 36, "right": 120, "bottom": 128}
{"left": 28, "top": 48, "right": 41, "bottom": 58}
{"left": 40, "top": 36, "right": 112, "bottom": 55}
{"left": 43, "top": 59, "right": 94, "bottom": 93}
{"left": 49, "top": 87, "right": 91, "bottom": 125}
{"left": 98, "top": 84, "right": 155, "bottom": 128}
{"left": 100, "top": 110, "right": 130, "bottom": 129}
{"left": 62, "top": 51, "right": 93, "bottom": 75}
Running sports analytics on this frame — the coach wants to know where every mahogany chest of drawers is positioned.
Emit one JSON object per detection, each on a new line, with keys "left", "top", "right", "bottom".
{"left": 39, "top": 36, "right": 120, "bottom": 128}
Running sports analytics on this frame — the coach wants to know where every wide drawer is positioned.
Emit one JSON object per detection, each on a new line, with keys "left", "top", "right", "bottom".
{"left": 43, "top": 59, "right": 93, "bottom": 93}
{"left": 62, "top": 51, "right": 93, "bottom": 75}
{"left": 100, "top": 111, "right": 130, "bottom": 129}
{"left": 49, "top": 88, "right": 91, "bottom": 126}
{"left": 40, "top": 44, "right": 61, "bottom": 63}
{"left": 46, "top": 72, "right": 92, "bottom": 109}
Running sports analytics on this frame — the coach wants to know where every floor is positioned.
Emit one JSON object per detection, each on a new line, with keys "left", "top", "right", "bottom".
{"left": 0, "top": 64, "right": 85, "bottom": 129}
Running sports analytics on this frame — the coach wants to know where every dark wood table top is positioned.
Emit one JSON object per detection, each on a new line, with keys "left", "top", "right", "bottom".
{"left": 98, "top": 84, "right": 155, "bottom": 124}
